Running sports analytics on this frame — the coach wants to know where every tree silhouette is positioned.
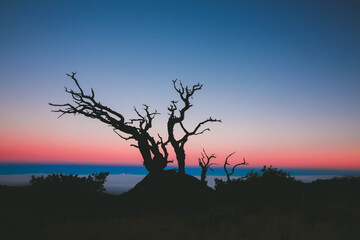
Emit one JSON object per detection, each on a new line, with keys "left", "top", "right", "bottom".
{"left": 49, "top": 72, "right": 171, "bottom": 174}
{"left": 50, "top": 73, "right": 220, "bottom": 175}
{"left": 167, "top": 80, "right": 221, "bottom": 174}
{"left": 198, "top": 149, "right": 218, "bottom": 184}
{"left": 223, "top": 152, "right": 248, "bottom": 182}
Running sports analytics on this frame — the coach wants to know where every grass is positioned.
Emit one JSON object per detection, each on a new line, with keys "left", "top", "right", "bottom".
{"left": 9, "top": 203, "right": 359, "bottom": 240}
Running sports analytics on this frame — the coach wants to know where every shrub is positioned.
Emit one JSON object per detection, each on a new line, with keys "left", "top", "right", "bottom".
{"left": 215, "top": 165, "right": 298, "bottom": 190}
{"left": 30, "top": 172, "right": 109, "bottom": 193}
{"left": 245, "top": 165, "right": 297, "bottom": 183}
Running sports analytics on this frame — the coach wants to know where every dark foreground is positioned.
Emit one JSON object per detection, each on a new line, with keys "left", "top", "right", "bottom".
{"left": 0, "top": 172, "right": 359, "bottom": 240}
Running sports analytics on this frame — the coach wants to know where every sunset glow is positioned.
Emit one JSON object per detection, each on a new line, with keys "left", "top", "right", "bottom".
{"left": 0, "top": 0, "right": 359, "bottom": 171}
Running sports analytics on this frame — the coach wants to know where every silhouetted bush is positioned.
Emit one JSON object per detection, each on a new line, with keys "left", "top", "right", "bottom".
{"left": 30, "top": 172, "right": 109, "bottom": 193}
{"left": 245, "top": 165, "right": 297, "bottom": 183}
{"left": 306, "top": 176, "right": 360, "bottom": 203}
{"left": 215, "top": 165, "right": 298, "bottom": 190}
{"left": 312, "top": 175, "right": 360, "bottom": 184}
{"left": 214, "top": 166, "right": 303, "bottom": 208}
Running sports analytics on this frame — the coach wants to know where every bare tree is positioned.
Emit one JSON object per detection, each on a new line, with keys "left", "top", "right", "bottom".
{"left": 167, "top": 79, "right": 221, "bottom": 175}
{"left": 223, "top": 152, "right": 248, "bottom": 182}
{"left": 198, "top": 149, "right": 218, "bottom": 184}
{"left": 49, "top": 72, "right": 171, "bottom": 174}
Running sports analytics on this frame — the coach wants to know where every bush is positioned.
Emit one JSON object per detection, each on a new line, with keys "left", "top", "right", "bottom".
{"left": 215, "top": 165, "right": 297, "bottom": 189}
{"left": 214, "top": 166, "right": 302, "bottom": 206}
{"left": 245, "top": 165, "right": 297, "bottom": 183}
{"left": 30, "top": 172, "right": 109, "bottom": 193}
{"left": 214, "top": 165, "right": 301, "bottom": 194}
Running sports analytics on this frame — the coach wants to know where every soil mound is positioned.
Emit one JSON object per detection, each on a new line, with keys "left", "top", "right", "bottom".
{"left": 120, "top": 170, "right": 214, "bottom": 210}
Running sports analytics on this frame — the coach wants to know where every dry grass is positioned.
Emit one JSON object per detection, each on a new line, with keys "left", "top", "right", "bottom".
{"left": 19, "top": 203, "right": 358, "bottom": 240}
{"left": 2, "top": 176, "right": 360, "bottom": 240}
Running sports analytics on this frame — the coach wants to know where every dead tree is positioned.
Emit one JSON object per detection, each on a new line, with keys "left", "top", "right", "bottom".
{"left": 224, "top": 152, "right": 248, "bottom": 182}
{"left": 167, "top": 79, "right": 221, "bottom": 175}
{"left": 198, "top": 149, "right": 218, "bottom": 184}
{"left": 49, "top": 72, "right": 171, "bottom": 174}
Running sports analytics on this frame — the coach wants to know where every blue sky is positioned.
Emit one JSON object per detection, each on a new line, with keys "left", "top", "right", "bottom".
{"left": 0, "top": 0, "right": 359, "bottom": 169}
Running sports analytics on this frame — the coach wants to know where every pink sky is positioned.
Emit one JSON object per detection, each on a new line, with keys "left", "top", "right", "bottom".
{"left": 1, "top": 115, "right": 359, "bottom": 169}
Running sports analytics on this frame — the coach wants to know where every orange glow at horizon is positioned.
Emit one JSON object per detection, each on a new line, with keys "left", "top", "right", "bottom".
{"left": 1, "top": 110, "right": 359, "bottom": 169}
{"left": 1, "top": 134, "right": 359, "bottom": 169}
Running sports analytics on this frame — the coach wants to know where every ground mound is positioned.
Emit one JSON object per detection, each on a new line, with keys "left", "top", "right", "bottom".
{"left": 120, "top": 170, "right": 214, "bottom": 210}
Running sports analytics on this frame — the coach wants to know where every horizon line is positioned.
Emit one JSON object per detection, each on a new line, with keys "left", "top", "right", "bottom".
{"left": 1, "top": 162, "right": 360, "bottom": 171}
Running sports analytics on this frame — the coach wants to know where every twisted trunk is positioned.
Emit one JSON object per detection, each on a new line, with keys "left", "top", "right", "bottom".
{"left": 138, "top": 137, "right": 167, "bottom": 174}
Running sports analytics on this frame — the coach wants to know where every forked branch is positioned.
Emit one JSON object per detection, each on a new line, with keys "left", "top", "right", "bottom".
{"left": 179, "top": 117, "right": 221, "bottom": 145}
{"left": 224, "top": 152, "right": 248, "bottom": 182}
{"left": 126, "top": 104, "right": 160, "bottom": 131}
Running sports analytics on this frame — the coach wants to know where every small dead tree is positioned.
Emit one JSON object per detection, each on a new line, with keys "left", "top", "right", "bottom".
{"left": 49, "top": 72, "right": 171, "bottom": 174}
{"left": 224, "top": 152, "right": 248, "bottom": 182}
{"left": 198, "top": 149, "right": 218, "bottom": 184}
{"left": 167, "top": 79, "right": 221, "bottom": 175}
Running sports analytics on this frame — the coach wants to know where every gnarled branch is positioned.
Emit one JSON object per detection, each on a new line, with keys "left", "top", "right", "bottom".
{"left": 167, "top": 79, "right": 221, "bottom": 175}
{"left": 49, "top": 72, "right": 168, "bottom": 173}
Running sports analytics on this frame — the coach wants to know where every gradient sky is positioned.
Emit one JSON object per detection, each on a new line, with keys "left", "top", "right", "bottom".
{"left": 0, "top": 0, "right": 359, "bottom": 169}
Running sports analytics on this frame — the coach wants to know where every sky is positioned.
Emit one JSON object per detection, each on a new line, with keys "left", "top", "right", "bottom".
{"left": 0, "top": 0, "right": 359, "bottom": 170}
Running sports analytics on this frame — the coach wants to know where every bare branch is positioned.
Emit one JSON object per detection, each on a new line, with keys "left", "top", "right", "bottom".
{"left": 113, "top": 129, "right": 134, "bottom": 141}
{"left": 167, "top": 79, "right": 222, "bottom": 175}
{"left": 179, "top": 117, "right": 221, "bottom": 144}
{"left": 66, "top": 72, "right": 83, "bottom": 95}
{"left": 194, "top": 128, "right": 210, "bottom": 136}
{"left": 170, "top": 79, "right": 203, "bottom": 122}
{"left": 157, "top": 134, "right": 169, "bottom": 161}
{"left": 91, "top": 88, "right": 95, "bottom": 98}
{"left": 50, "top": 73, "right": 128, "bottom": 127}
{"left": 50, "top": 72, "right": 170, "bottom": 173}
{"left": 168, "top": 100, "right": 178, "bottom": 117}
{"left": 126, "top": 105, "right": 160, "bottom": 131}
{"left": 202, "top": 149, "right": 216, "bottom": 164}
{"left": 224, "top": 152, "right": 248, "bottom": 182}
{"left": 179, "top": 121, "right": 189, "bottom": 134}
{"left": 172, "top": 79, "right": 203, "bottom": 101}
{"left": 208, "top": 162, "right": 218, "bottom": 172}
{"left": 143, "top": 104, "right": 160, "bottom": 131}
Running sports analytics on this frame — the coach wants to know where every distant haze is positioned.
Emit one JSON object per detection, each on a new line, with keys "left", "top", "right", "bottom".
{"left": 0, "top": 173, "right": 348, "bottom": 195}
{"left": 1, "top": 164, "right": 359, "bottom": 194}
